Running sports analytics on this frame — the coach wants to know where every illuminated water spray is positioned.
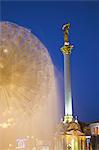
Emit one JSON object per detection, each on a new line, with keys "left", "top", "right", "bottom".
{"left": 0, "top": 22, "right": 61, "bottom": 148}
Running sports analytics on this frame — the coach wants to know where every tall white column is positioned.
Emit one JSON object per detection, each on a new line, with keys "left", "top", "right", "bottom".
{"left": 64, "top": 54, "right": 72, "bottom": 116}
{"left": 61, "top": 23, "right": 73, "bottom": 123}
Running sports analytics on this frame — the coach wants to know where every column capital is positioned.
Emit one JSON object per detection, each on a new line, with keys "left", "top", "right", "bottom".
{"left": 61, "top": 45, "right": 73, "bottom": 55}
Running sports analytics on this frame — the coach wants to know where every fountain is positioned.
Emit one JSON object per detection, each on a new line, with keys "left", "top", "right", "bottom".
{"left": 0, "top": 22, "right": 61, "bottom": 149}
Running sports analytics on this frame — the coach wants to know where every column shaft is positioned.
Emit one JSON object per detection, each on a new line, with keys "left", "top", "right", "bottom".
{"left": 64, "top": 54, "right": 72, "bottom": 116}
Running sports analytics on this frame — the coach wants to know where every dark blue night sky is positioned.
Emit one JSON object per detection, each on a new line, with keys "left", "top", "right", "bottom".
{"left": 1, "top": 1, "right": 99, "bottom": 122}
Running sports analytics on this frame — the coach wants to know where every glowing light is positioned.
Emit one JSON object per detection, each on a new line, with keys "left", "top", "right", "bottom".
{"left": 3, "top": 48, "right": 8, "bottom": 53}
{"left": 0, "top": 63, "right": 4, "bottom": 69}
{"left": 9, "top": 144, "right": 12, "bottom": 147}
{"left": 0, "top": 123, "right": 8, "bottom": 128}
{"left": 31, "top": 136, "right": 34, "bottom": 139}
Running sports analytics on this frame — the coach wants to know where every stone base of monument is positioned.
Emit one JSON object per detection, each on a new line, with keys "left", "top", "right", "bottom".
{"left": 54, "top": 116, "right": 92, "bottom": 150}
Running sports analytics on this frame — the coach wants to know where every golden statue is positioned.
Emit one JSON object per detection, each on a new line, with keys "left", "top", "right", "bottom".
{"left": 62, "top": 23, "right": 70, "bottom": 43}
